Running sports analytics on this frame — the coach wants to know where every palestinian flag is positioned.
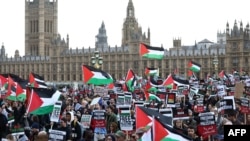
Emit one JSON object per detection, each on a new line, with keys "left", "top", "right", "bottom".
{"left": 136, "top": 106, "right": 173, "bottom": 129}
{"left": 6, "top": 74, "right": 28, "bottom": 101}
{"left": 144, "top": 80, "right": 158, "bottom": 94}
{"left": 188, "top": 61, "right": 201, "bottom": 72}
{"left": 145, "top": 67, "right": 159, "bottom": 76}
{"left": 172, "top": 75, "right": 189, "bottom": 88}
{"left": 162, "top": 74, "right": 174, "bottom": 88}
{"left": 125, "top": 69, "right": 136, "bottom": 92}
{"left": 139, "top": 43, "right": 164, "bottom": 60}
{"left": 153, "top": 117, "right": 192, "bottom": 141}
{"left": 0, "top": 74, "right": 8, "bottom": 90}
{"left": 26, "top": 87, "right": 61, "bottom": 115}
{"left": 82, "top": 65, "right": 113, "bottom": 86}
{"left": 29, "top": 72, "right": 48, "bottom": 88}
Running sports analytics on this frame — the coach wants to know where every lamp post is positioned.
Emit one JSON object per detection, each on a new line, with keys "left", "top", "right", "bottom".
{"left": 213, "top": 55, "right": 218, "bottom": 79}
{"left": 91, "top": 50, "right": 103, "bottom": 69}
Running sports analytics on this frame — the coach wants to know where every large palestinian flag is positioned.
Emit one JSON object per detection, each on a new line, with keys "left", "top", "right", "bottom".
{"left": 153, "top": 117, "right": 192, "bottom": 141}
{"left": 82, "top": 65, "right": 113, "bottom": 86}
{"left": 136, "top": 106, "right": 172, "bottom": 129}
{"left": 188, "top": 61, "right": 201, "bottom": 72}
{"left": 26, "top": 87, "right": 61, "bottom": 115}
{"left": 29, "top": 72, "right": 48, "bottom": 88}
{"left": 139, "top": 43, "right": 164, "bottom": 60}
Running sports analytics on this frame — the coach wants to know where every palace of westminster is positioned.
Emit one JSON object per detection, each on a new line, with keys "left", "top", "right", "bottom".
{"left": 1, "top": 0, "right": 250, "bottom": 84}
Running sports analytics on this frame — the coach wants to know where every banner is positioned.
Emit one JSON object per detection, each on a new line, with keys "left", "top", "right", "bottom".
{"left": 198, "top": 112, "right": 215, "bottom": 126}
{"left": 166, "top": 92, "right": 176, "bottom": 108}
{"left": 49, "top": 129, "right": 66, "bottom": 141}
{"left": 50, "top": 101, "right": 62, "bottom": 123}
{"left": 124, "top": 92, "right": 132, "bottom": 106}
{"left": 172, "top": 108, "right": 189, "bottom": 120}
{"left": 119, "top": 106, "right": 133, "bottom": 131}
{"left": 81, "top": 114, "right": 92, "bottom": 128}
{"left": 240, "top": 97, "right": 249, "bottom": 114}
{"left": 116, "top": 93, "right": 125, "bottom": 108}
{"left": 92, "top": 110, "right": 106, "bottom": 128}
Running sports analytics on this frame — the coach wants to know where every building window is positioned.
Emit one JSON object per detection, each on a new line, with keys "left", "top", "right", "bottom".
{"left": 143, "top": 61, "right": 147, "bottom": 68}
{"left": 166, "top": 61, "right": 169, "bottom": 69}
{"left": 61, "top": 75, "right": 64, "bottom": 81}
{"left": 158, "top": 60, "right": 162, "bottom": 68}
{"left": 150, "top": 60, "right": 154, "bottom": 67}
{"left": 53, "top": 74, "right": 57, "bottom": 81}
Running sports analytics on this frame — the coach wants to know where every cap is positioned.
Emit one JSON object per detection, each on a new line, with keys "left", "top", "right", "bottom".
{"left": 115, "top": 130, "right": 126, "bottom": 138}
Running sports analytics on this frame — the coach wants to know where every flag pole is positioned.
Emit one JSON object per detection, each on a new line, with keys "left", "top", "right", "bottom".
{"left": 152, "top": 115, "right": 155, "bottom": 141}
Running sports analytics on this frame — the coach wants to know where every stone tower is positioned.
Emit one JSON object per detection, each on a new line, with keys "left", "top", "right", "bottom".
{"left": 25, "top": 0, "right": 58, "bottom": 56}
{"left": 225, "top": 20, "right": 250, "bottom": 72}
{"left": 95, "top": 21, "right": 108, "bottom": 51}
{"left": 121, "top": 0, "right": 150, "bottom": 53}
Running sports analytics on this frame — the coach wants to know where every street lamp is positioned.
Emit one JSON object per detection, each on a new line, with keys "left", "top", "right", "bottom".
{"left": 213, "top": 55, "right": 219, "bottom": 78}
{"left": 91, "top": 50, "right": 103, "bottom": 69}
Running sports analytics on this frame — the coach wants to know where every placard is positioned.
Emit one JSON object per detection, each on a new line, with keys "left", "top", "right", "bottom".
{"left": 50, "top": 101, "right": 62, "bottom": 123}
{"left": 81, "top": 114, "right": 92, "bottom": 128}
{"left": 198, "top": 112, "right": 215, "bottom": 126}
{"left": 92, "top": 110, "right": 105, "bottom": 128}
{"left": 119, "top": 106, "right": 133, "bottom": 131}
{"left": 49, "top": 129, "right": 66, "bottom": 141}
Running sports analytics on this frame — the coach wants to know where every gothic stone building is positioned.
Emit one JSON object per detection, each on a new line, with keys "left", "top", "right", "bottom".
{"left": 0, "top": 0, "right": 249, "bottom": 84}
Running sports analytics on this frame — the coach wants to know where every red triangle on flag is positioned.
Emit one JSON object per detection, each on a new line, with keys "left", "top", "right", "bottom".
{"left": 136, "top": 106, "right": 151, "bottom": 129}
{"left": 139, "top": 43, "right": 149, "bottom": 56}
{"left": 29, "top": 73, "right": 39, "bottom": 88}
{"left": 107, "top": 83, "right": 114, "bottom": 89}
{"left": 188, "top": 60, "right": 192, "bottom": 68}
{"left": 26, "top": 88, "right": 43, "bottom": 113}
{"left": 163, "top": 74, "right": 174, "bottom": 86}
{"left": 82, "top": 65, "right": 94, "bottom": 83}
{"left": 154, "top": 118, "right": 169, "bottom": 141}
{"left": 187, "top": 70, "right": 193, "bottom": 77}
{"left": 125, "top": 69, "right": 134, "bottom": 82}
{"left": 16, "top": 84, "right": 25, "bottom": 96}
{"left": 145, "top": 68, "right": 150, "bottom": 75}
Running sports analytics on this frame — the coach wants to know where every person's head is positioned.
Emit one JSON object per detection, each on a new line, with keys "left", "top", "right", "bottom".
{"left": 227, "top": 110, "right": 237, "bottom": 121}
{"left": 109, "top": 98, "right": 116, "bottom": 105}
{"left": 66, "top": 112, "right": 72, "bottom": 122}
{"left": 109, "top": 122, "right": 118, "bottom": 132}
{"left": 187, "top": 126, "right": 196, "bottom": 138}
{"left": 115, "top": 130, "right": 126, "bottom": 141}
{"left": 81, "top": 99, "right": 88, "bottom": 107}
{"left": 174, "top": 119, "right": 183, "bottom": 128}
{"left": 36, "top": 131, "right": 49, "bottom": 141}
{"left": 105, "top": 134, "right": 116, "bottom": 141}
{"left": 106, "top": 105, "right": 114, "bottom": 115}
{"left": 60, "top": 117, "right": 67, "bottom": 127}
{"left": 32, "top": 115, "right": 39, "bottom": 122}
{"left": 66, "top": 105, "right": 73, "bottom": 111}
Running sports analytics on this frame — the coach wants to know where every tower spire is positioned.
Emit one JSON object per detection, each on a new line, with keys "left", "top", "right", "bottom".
{"left": 127, "top": 0, "right": 135, "bottom": 17}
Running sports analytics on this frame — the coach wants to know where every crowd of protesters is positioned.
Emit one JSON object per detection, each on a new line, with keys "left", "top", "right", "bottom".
{"left": 0, "top": 75, "right": 250, "bottom": 141}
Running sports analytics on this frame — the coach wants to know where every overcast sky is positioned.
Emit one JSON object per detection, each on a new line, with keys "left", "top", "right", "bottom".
{"left": 0, "top": 0, "right": 249, "bottom": 57}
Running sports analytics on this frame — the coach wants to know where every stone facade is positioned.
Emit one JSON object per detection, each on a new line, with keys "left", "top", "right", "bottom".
{"left": 0, "top": 0, "right": 250, "bottom": 84}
